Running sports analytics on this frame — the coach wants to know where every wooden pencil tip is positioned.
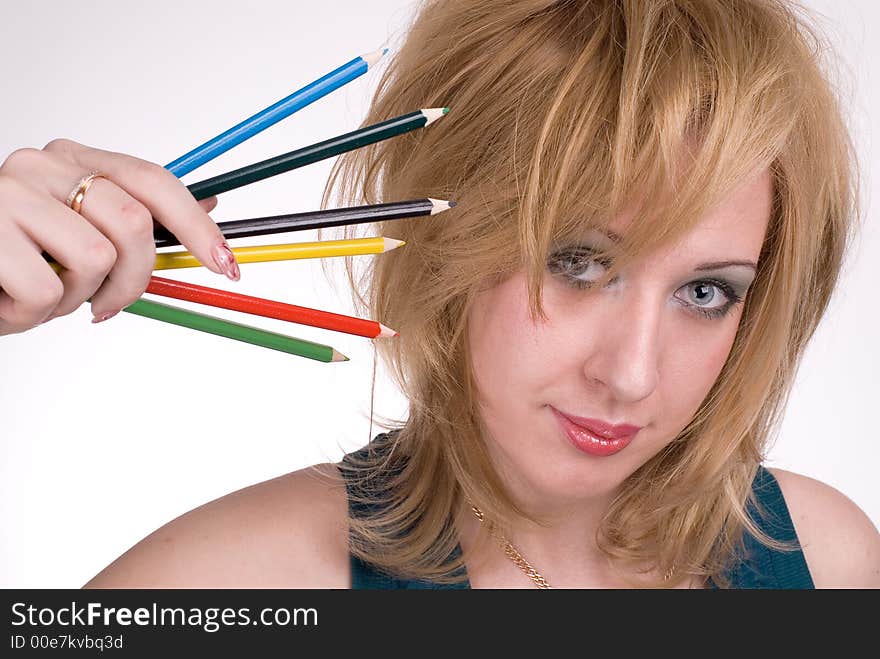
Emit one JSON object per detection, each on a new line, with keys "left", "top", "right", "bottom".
{"left": 377, "top": 323, "right": 399, "bottom": 339}
{"left": 428, "top": 198, "right": 456, "bottom": 215}
{"left": 421, "top": 108, "right": 449, "bottom": 126}
{"left": 383, "top": 237, "right": 406, "bottom": 251}
{"left": 362, "top": 48, "right": 387, "bottom": 68}
{"left": 331, "top": 349, "right": 349, "bottom": 362}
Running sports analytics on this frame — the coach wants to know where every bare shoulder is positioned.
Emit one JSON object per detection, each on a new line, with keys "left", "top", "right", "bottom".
{"left": 766, "top": 467, "right": 880, "bottom": 588}
{"left": 83, "top": 463, "right": 351, "bottom": 588}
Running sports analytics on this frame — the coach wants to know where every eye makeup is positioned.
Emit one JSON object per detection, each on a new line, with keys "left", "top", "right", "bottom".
{"left": 585, "top": 228, "right": 759, "bottom": 272}
{"left": 546, "top": 246, "right": 752, "bottom": 320}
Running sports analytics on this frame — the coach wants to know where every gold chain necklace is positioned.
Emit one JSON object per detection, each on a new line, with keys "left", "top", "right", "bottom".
{"left": 470, "top": 503, "right": 673, "bottom": 588}
{"left": 471, "top": 504, "right": 552, "bottom": 588}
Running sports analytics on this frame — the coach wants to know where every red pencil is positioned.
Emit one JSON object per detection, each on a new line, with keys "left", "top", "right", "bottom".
{"left": 145, "top": 276, "right": 397, "bottom": 339}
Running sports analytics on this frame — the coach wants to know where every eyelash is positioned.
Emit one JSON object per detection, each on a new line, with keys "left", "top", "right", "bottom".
{"left": 546, "top": 250, "right": 745, "bottom": 320}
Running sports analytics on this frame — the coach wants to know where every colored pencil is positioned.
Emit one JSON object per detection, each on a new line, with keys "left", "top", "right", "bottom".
{"left": 47, "top": 237, "right": 406, "bottom": 275}
{"left": 121, "top": 297, "right": 348, "bottom": 362}
{"left": 154, "top": 236, "right": 405, "bottom": 271}
{"left": 164, "top": 48, "right": 387, "bottom": 178}
{"left": 153, "top": 198, "right": 455, "bottom": 249}
{"left": 146, "top": 275, "right": 397, "bottom": 339}
{"left": 185, "top": 108, "right": 449, "bottom": 200}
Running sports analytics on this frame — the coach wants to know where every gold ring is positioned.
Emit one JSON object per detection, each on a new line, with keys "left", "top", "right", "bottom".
{"left": 65, "top": 171, "right": 108, "bottom": 214}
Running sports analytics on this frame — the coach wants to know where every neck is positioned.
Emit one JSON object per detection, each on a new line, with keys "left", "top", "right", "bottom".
{"left": 457, "top": 443, "right": 687, "bottom": 587}
{"left": 458, "top": 494, "right": 628, "bottom": 587}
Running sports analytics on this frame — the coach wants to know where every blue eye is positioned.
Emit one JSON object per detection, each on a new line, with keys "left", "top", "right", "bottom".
{"left": 678, "top": 280, "right": 743, "bottom": 320}
{"left": 546, "top": 249, "right": 744, "bottom": 320}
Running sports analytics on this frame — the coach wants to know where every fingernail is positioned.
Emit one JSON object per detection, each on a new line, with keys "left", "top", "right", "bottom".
{"left": 212, "top": 242, "right": 241, "bottom": 281}
{"left": 92, "top": 310, "right": 120, "bottom": 324}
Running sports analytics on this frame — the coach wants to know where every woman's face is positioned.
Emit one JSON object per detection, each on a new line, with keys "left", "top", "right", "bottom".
{"left": 467, "top": 169, "right": 773, "bottom": 507}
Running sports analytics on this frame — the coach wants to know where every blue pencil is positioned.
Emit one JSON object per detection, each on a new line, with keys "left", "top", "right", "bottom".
{"left": 164, "top": 47, "right": 388, "bottom": 178}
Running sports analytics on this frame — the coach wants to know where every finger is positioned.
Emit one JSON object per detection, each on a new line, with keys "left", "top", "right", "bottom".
{"left": 1, "top": 175, "right": 117, "bottom": 322}
{"left": 45, "top": 139, "right": 239, "bottom": 281}
{"left": 58, "top": 177, "right": 158, "bottom": 320}
{"left": 0, "top": 226, "right": 64, "bottom": 334}
{"left": 0, "top": 184, "right": 67, "bottom": 333}
{"left": 198, "top": 195, "right": 218, "bottom": 213}
{"left": 3, "top": 150, "right": 153, "bottom": 316}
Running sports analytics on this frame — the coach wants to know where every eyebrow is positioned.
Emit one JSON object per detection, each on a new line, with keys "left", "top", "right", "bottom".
{"left": 594, "top": 229, "right": 758, "bottom": 272}
{"left": 694, "top": 260, "right": 757, "bottom": 272}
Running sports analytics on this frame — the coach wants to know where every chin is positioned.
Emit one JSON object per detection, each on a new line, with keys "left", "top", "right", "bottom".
{"left": 498, "top": 440, "right": 630, "bottom": 505}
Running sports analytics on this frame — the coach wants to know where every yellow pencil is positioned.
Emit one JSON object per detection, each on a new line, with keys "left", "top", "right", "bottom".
{"left": 47, "top": 236, "right": 405, "bottom": 274}
{"left": 155, "top": 236, "right": 405, "bottom": 270}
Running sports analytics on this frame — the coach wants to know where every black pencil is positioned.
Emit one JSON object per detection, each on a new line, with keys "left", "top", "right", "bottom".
{"left": 153, "top": 198, "right": 456, "bottom": 249}
{"left": 185, "top": 108, "right": 449, "bottom": 200}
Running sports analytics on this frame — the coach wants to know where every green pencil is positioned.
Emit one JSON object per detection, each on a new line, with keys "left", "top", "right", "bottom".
{"left": 122, "top": 298, "right": 348, "bottom": 363}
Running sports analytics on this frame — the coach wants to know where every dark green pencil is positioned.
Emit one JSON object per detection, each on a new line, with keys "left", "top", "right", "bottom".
{"left": 185, "top": 108, "right": 449, "bottom": 200}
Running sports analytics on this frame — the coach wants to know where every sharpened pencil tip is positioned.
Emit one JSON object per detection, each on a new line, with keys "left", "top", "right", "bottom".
{"left": 421, "top": 108, "right": 449, "bottom": 126}
{"left": 428, "top": 198, "right": 456, "bottom": 215}
{"left": 332, "top": 349, "right": 349, "bottom": 362}
{"left": 448, "top": 200, "right": 457, "bottom": 208}
{"left": 378, "top": 323, "right": 399, "bottom": 339}
{"left": 362, "top": 48, "right": 387, "bottom": 68}
{"left": 383, "top": 237, "right": 406, "bottom": 251}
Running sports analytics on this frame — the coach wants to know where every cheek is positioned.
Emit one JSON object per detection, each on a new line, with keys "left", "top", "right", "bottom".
{"left": 467, "top": 275, "right": 554, "bottom": 402}
{"left": 657, "top": 325, "right": 739, "bottom": 435}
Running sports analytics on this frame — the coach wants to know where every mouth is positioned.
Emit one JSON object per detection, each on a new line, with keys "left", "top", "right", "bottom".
{"left": 550, "top": 406, "right": 641, "bottom": 457}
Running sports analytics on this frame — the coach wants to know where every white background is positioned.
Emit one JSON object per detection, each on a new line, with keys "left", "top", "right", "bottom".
{"left": 0, "top": 0, "right": 876, "bottom": 587}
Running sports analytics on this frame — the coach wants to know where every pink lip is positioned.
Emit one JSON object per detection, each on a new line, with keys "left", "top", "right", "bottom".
{"left": 551, "top": 407, "right": 642, "bottom": 440}
{"left": 550, "top": 407, "right": 642, "bottom": 458}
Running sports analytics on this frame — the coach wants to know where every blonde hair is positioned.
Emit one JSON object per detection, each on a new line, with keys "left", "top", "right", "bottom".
{"left": 323, "top": 0, "right": 861, "bottom": 587}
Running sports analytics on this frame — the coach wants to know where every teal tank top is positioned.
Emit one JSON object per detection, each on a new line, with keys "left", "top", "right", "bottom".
{"left": 341, "top": 432, "right": 814, "bottom": 589}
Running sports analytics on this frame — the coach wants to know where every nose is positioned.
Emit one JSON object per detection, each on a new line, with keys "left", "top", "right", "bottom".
{"left": 581, "top": 286, "right": 662, "bottom": 403}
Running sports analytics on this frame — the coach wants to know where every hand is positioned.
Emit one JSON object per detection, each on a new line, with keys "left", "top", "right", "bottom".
{"left": 0, "top": 138, "right": 239, "bottom": 334}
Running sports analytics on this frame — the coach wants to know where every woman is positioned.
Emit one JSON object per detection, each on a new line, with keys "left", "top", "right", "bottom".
{"left": 3, "top": 0, "right": 878, "bottom": 588}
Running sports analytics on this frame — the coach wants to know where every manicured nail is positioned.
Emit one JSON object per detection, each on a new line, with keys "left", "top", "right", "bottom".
{"left": 212, "top": 242, "right": 241, "bottom": 281}
{"left": 92, "top": 310, "right": 120, "bottom": 324}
